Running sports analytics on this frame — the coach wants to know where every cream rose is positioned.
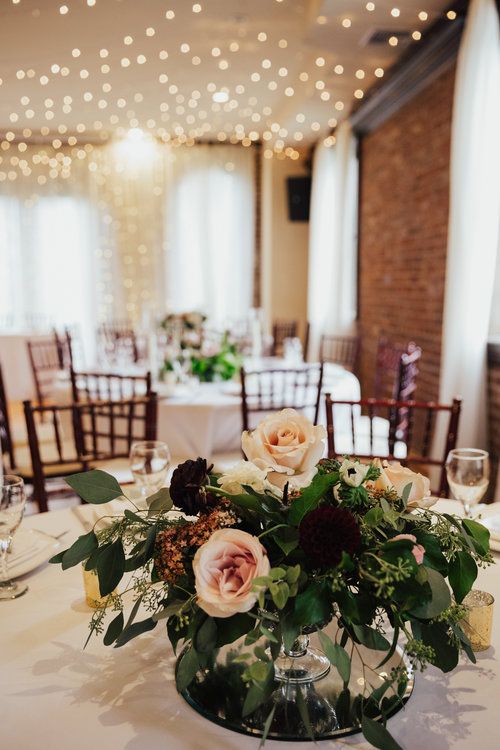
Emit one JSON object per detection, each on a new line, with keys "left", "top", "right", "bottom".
{"left": 193, "top": 528, "right": 270, "bottom": 618}
{"left": 372, "top": 459, "right": 434, "bottom": 509}
{"left": 241, "top": 408, "right": 326, "bottom": 490}
{"left": 217, "top": 460, "right": 279, "bottom": 497}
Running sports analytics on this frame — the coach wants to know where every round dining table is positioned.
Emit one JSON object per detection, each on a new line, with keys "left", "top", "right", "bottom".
{"left": 2, "top": 499, "right": 499, "bottom": 750}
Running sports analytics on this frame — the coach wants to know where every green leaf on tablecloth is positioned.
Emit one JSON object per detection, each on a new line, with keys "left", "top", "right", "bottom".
{"left": 58, "top": 530, "right": 98, "bottom": 569}
{"left": 288, "top": 472, "right": 340, "bottom": 525}
{"left": 318, "top": 631, "right": 351, "bottom": 683}
{"left": 417, "top": 621, "right": 459, "bottom": 673}
{"left": 65, "top": 469, "right": 123, "bottom": 504}
{"left": 114, "top": 617, "right": 157, "bottom": 648}
{"left": 147, "top": 487, "right": 173, "bottom": 515}
{"left": 103, "top": 611, "right": 124, "bottom": 646}
{"left": 361, "top": 715, "right": 403, "bottom": 750}
{"left": 448, "top": 551, "right": 477, "bottom": 603}
{"left": 95, "top": 538, "right": 125, "bottom": 596}
{"left": 409, "top": 567, "right": 451, "bottom": 620}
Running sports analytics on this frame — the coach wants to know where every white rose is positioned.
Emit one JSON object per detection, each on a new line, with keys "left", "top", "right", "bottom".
{"left": 339, "top": 459, "right": 369, "bottom": 487}
{"left": 242, "top": 408, "right": 326, "bottom": 491}
{"left": 217, "top": 460, "right": 279, "bottom": 497}
{"left": 371, "top": 459, "right": 434, "bottom": 509}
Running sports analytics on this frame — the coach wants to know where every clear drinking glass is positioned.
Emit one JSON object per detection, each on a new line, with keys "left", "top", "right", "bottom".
{"left": 0, "top": 475, "right": 28, "bottom": 600}
{"left": 129, "top": 440, "right": 171, "bottom": 497}
{"left": 446, "top": 448, "right": 490, "bottom": 517}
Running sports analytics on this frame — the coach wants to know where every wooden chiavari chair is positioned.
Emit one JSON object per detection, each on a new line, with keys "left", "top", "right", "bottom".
{"left": 0, "top": 363, "right": 16, "bottom": 472}
{"left": 97, "top": 322, "right": 145, "bottom": 366}
{"left": 23, "top": 393, "right": 157, "bottom": 512}
{"left": 240, "top": 364, "right": 324, "bottom": 432}
{"left": 319, "top": 334, "right": 361, "bottom": 373}
{"left": 271, "top": 320, "right": 299, "bottom": 357}
{"left": 70, "top": 368, "right": 152, "bottom": 403}
{"left": 325, "top": 394, "right": 462, "bottom": 497}
{"left": 27, "top": 329, "right": 73, "bottom": 408}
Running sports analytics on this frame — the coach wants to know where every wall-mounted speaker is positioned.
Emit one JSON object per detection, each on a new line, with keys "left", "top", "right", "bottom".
{"left": 286, "top": 176, "right": 311, "bottom": 222}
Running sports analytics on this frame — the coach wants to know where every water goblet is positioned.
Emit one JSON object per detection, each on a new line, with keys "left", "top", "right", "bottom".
{"left": 445, "top": 448, "right": 489, "bottom": 518}
{"left": 0, "top": 475, "right": 28, "bottom": 600}
{"left": 129, "top": 440, "right": 171, "bottom": 498}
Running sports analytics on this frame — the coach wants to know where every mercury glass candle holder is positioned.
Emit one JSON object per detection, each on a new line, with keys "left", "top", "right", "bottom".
{"left": 461, "top": 590, "right": 494, "bottom": 652}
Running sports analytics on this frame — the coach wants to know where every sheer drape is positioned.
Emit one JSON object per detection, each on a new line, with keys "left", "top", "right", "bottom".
{"left": 438, "top": 0, "right": 500, "bottom": 448}
{"left": 307, "top": 122, "right": 358, "bottom": 360}
{"left": 164, "top": 145, "right": 254, "bottom": 325}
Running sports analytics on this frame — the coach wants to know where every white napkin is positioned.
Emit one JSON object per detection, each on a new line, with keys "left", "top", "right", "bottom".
{"left": 473, "top": 503, "right": 500, "bottom": 542}
{"left": 72, "top": 493, "right": 146, "bottom": 533}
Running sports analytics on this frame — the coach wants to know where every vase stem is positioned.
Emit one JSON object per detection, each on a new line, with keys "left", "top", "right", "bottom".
{"left": 284, "top": 635, "right": 309, "bottom": 658}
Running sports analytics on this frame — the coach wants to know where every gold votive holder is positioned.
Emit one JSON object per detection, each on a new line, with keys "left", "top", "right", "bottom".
{"left": 82, "top": 564, "right": 112, "bottom": 609}
{"left": 461, "top": 589, "right": 494, "bottom": 652}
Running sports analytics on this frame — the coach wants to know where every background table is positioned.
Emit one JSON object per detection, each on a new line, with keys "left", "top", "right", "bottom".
{"left": 1, "top": 500, "right": 499, "bottom": 750}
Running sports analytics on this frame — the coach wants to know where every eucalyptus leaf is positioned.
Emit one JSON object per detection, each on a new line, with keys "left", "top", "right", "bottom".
{"left": 194, "top": 617, "right": 217, "bottom": 653}
{"left": 296, "top": 682, "right": 314, "bottom": 740}
{"left": 409, "top": 567, "right": 451, "bottom": 620}
{"left": 60, "top": 530, "right": 98, "bottom": 570}
{"left": 65, "top": 470, "right": 123, "bottom": 504}
{"left": 114, "top": 617, "right": 157, "bottom": 648}
{"left": 147, "top": 487, "right": 173, "bottom": 515}
{"left": 318, "top": 632, "right": 351, "bottom": 683}
{"left": 176, "top": 647, "right": 200, "bottom": 691}
{"left": 448, "top": 551, "right": 477, "bottom": 603}
{"left": 462, "top": 519, "right": 490, "bottom": 555}
{"left": 352, "top": 625, "right": 390, "bottom": 651}
{"left": 103, "top": 611, "right": 124, "bottom": 646}
{"left": 288, "top": 472, "right": 340, "bottom": 525}
{"left": 361, "top": 716, "right": 403, "bottom": 750}
{"left": 96, "top": 538, "right": 125, "bottom": 596}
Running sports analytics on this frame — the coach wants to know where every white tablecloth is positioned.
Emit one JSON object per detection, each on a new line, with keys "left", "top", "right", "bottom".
{"left": 1, "top": 500, "right": 499, "bottom": 750}
{"left": 0, "top": 331, "right": 51, "bottom": 401}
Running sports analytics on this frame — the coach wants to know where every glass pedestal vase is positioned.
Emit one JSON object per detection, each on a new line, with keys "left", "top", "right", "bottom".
{"left": 177, "top": 625, "right": 414, "bottom": 741}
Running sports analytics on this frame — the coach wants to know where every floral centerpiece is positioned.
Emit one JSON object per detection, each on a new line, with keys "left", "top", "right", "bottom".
{"left": 51, "top": 409, "right": 491, "bottom": 748}
{"left": 189, "top": 332, "right": 241, "bottom": 382}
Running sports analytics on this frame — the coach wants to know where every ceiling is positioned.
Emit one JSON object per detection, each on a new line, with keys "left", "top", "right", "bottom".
{"left": 0, "top": 0, "right": 457, "bottom": 154}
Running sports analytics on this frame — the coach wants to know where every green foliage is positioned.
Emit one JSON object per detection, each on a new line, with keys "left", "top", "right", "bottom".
{"left": 287, "top": 471, "right": 340, "bottom": 524}
{"left": 361, "top": 715, "right": 403, "bottom": 750}
{"left": 448, "top": 551, "right": 477, "bottom": 603}
{"left": 65, "top": 470, "right": 123, "bottom": 504}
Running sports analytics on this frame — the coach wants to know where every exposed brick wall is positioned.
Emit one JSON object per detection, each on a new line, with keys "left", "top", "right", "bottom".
{"left": 358, "top": 64, "right": 456, "bottom": 404}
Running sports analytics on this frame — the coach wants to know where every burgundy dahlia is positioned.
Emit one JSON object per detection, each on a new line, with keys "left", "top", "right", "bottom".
{"left": 169, "top": 457, "right": 216, "bottom": 515}
{"left": 299, "top": 506, "right": 361, "bottom": 568}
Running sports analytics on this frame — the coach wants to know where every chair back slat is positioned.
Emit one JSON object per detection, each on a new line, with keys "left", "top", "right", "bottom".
{"left": 240, "top": 364, "right": 323, "bottom": 432}
{"left": 319, "top": 335, "right": 361, "bottom": 373}
{"left": 70, "top": 368, "right": 151, "bottom": 403}
{"left": 27, "top": 330, "right": 73, "bottom": 407}
{"left": 324, "top": 395, "right": 462, "bottom": 497}
{"left": 97, "top": 322, "right": 145, "bottom": 366}
{"left": 271, "top": 320, "right": 299, "bottom": 357}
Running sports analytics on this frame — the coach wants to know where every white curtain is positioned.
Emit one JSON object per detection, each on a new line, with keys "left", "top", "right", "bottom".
{"left": 164, "top": 145, "right": 254, "bottom": 325}
{"left": 438, "top": 0, "right": 500, "bottom": 449}
{"left": 307, "top": 122, "right": 358, "bottom": 360}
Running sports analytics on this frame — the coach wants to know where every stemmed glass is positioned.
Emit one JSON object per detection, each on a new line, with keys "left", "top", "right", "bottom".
{"left": 446, "top": 449, "right": 490, "bottom": 518}
{"left": 0, "top": 475, "right": 28, "bottom": 600}
{"left": 129, "top": 440, "right": 171, "bottom": 498}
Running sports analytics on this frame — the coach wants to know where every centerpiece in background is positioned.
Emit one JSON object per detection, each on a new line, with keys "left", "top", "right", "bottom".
{"left": 51, "top": 409, "right": 491, "bottom": 748}
{"left": 158, "top": 311, "right": 241, "bottom": 384}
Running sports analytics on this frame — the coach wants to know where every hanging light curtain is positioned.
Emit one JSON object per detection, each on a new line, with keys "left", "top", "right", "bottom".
{"left": 438, "top": 0, "right": 500, "bottom": 448}
{"left": 164, "top": 144, "right": 255, "bottom": 325}
{"left": 307, "top": 122, "right": 358, "bottom": 361}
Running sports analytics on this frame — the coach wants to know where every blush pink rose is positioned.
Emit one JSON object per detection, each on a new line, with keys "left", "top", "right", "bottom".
{"left": 193, "top": 528, "right": 270, "bottom": 618}
{"left": 389, "top": 533, "right": 425, "bottom": 565}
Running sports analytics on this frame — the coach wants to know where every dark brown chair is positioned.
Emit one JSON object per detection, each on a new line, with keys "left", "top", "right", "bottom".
{"left": 0, "top": 363, "right": 16, "bottom": 472}
{"left": 75, "top": 393, "right": 158, "bottom": 464}
{"left": 97, "top": 322, "right": 145, "bottom": 366}
{"left": 23, "top": 401, "right": 85, "bottom": 513}
{"left": 325, "top": 394, "right": 462, "bottom": 497}
{"left": 373, "top": 337, "right": 404, "bottom": 400}
{"left": 271, "top": 320, "right": 299, "bottom": 357}
{"left": 23, "top": 393, "right": 157, "bottom": 512}
{"left": 70, "top": 368, "right": 152, "bottom": 403}
{"left": 240, "top": 364, "right": 324, "bottom": 432}
{"left": 319, "top": 335, "right": 361, "bottom": 373}
{"left": 27, "top": 330, "right": 73, "bottom": 408}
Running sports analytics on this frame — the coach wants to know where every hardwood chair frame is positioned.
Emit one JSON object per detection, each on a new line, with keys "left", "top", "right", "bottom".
{"left": 240, "top": 364, "right": 324, "bottom": 432}
{"left": 271, "top": 320, "right": 299, "bottom": 357}
{"left": 325, "top": 394, "right": 462, "bottom": 497}
{"left": 319, "top": 334, "right": 361, "bottom": 373}
{"left": 70, "top": 368, "right": 152, "bottom": 403}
